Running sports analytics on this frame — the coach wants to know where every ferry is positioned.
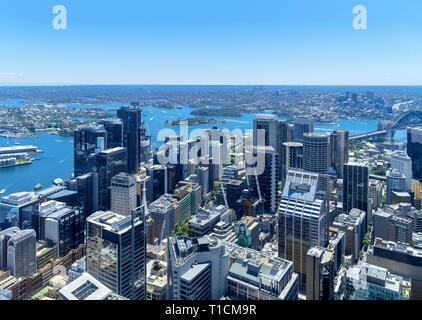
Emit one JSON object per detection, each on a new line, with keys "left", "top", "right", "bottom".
{"left": 34, "top": 183, "right": 42, "bottom": 191}
{"left": 0, "top": 189, "right": 6, "bottom": 195}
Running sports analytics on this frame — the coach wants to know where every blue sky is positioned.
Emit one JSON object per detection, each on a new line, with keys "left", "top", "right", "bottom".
{"left": 0, "top": 0, "right": 421, "bottom": 85}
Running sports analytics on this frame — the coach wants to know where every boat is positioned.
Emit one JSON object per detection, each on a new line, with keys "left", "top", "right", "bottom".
{"left": 0, "top": 189, "right": 6, "bottom": 194}
{"left": 53, "top": 178, "right": 64, "bottom": 185}
{"left": 34, "top": 184, "right": 42, "bottom": 191}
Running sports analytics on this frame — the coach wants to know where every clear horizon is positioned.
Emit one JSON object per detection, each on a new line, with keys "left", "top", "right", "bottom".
{"left": 1, "top": 0, "right": 422, "bottom": 85}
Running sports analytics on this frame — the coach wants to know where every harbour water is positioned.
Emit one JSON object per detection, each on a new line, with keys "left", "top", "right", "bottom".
{"left": 0, "top": 100, "right": 405, "bottom": 196}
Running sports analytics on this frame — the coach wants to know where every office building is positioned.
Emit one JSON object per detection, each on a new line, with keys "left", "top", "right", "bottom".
{"left": 344, "top": 263, "right": 409, "bottom": 300}
{"left": 148, "top": 195, "right": 175, "bottom": 240}
{"left": 280, "top": 142, "right": 303, "bottom": 185}
{"left": 343, "top": 162, "right": 369, "bottom": 219}
{"left": 0, "top": 227, "right": 37, "bottom": 277}
{"left": 146, "top": 260, "right": 167, "bottom": 300}
{"left": 367, "top": 238, "right": 422, "bottom": 300}
{"left": 306, "top": 247, "right": 334, "bottom": 300}
{"left": 278, "top": 170, "right": 327, "bottom": 290}
{"left": 110, "top": 172, "right": 137, "bottom": 216}
{"left": 74, "top": 125, "right": 106, "bottom": 177}
{"left": 188, "top": 205, "right": 232, "bottom": 238}
{"left": 225, "top": 240, "right": 298, "bottom": 300}
{"left": 167, "top": 236, "right": 229, "bottom": 300}
{"left": 392, "top": 153, "right": 412, "bottom": 191}
{"left": 330, "top": 129, "right": 349, "bottom": 179}
{"left": 333, "top": 209, "right": 366, "bottom": 263}
{"left": 96, "top": 147, "right": 127, "bottom": 211}
{"left": 117, "top": 106, "right": 142, "bottom": 174}
{"left": 247, "top": 146, "right": 280, "bottom": 214}
{"left": 58, "top": 272, "right": 127, "bottom": 300}
{"left": 303, "top": 132, "right": 329, "bottom": 191}
{"left": 76, "top": 173, "right": 97, "bottom": 217}
{"left": 407, "top": 127, "right": 422, "bottom": 181}
{"left": 0, "top": 192, "right": 40, "bottom": 230}
{"left": 44, "top": 205, "right": 85, "bottom": 257}
{"left": 98, "top": 118, "right": 123, "bottom": 149}
{"left": 293, "top": 117, "right": 314, "bottom": 143}
{"left": 386, "top": 169, "right": 407, "bottom": 205}
{"left": 86, "top": 208, "right": 146, "bottom": 300}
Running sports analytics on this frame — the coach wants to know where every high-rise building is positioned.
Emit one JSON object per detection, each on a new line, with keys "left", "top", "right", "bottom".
{"left": 110, "top": 173, "right": 137, "bottom": 216}
{"left": 253, "top": 114, "right": 290, "bottom": 166}
{"left": 96, "top": 147, "right": 127, "bottom": 211}
{"left": 343, "top": 162, "right": 369, "bottom": 218}
{"left": 330, "top": 129, "right": 349, "bottom": 179}
{"left": 407, "top": 127, "right": 422, "bottom": 181}
{"left": 148, "top": 195, "right": 175, "bottom": 240}
{"left": 139, "top": 122, "right": 152, "bottom": 164}
{"left": 145, "top": 164, "right": 168, "bottom": 202}
{"left": 391, "top": 153, "right": 412, "bottom": 191}
{"left": 42, "top": 202, "right": 85, "bottom": 257}
{"left": 117, "top": 106, "right": 142, "bottom": 174}
{"left": 278, "top": 170, "right": 327, "bottom": 290}
{"left": 293, "top": 117, "right": 314, "bottom": 143}
{"left": 303, "top": 133, "right": 329, "bottom": 191}
{"left": 76, "top": 173, "right": 97, "bottom": 217}
{"left": 386, "top": 169, "right": 407, "bottom": 205}
{"left": 86, "top": 208, "right": 146, "bottom": 300}
{"left": 98, "top": 118, "right": 123, "bottom": 149}
{"left": 247, "top": 146, "right": 280, "bottom": 214}
{"left": 0, "top": 227, "right": 37, "bottom": 277}
{"left": 167, "top": 236, "right": 229, "bottom": 300}
{"left": 280, "top": 142, "right": 303, "bottom": 185}
{"left": 74, "top": 125, "right": 106, "bottom": 177}
{"left": 306, "top": 247, "right": 334, "bottom": 300}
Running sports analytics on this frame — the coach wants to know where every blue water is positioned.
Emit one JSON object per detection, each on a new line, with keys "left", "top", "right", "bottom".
{"left": 0, "top": 99, "right": 402, "bottom": 196}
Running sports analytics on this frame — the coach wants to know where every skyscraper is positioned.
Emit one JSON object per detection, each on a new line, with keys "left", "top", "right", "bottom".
{"left": 0, "top": 227, "right": 37, "bottom": 277}
{"left": 167, "top": 236, "right": 229, "bottom": 300}
{"left": 293, "top": 117, "right": 314, "bottom": 143}
{"left": 386, "top": 169, "right": 407, "bottom": 205}
{"left": 278, "top": 170, "right": 327, "bottom": 290}
{"left": 74, "top": 125, "right": 106, "bottom": 177}
{"left": 253, "top": 114, "right": 290, "bottom": 172}
{"left": 247, "top": 146, "right": 280, "bottom": 214}
{"left": 306, "top": 247, "right": 334, "bottom": 300}
{"left": 86, "top": 208, "right": 146, "bottom": 300}
{"left": 98, "top": 118, "right": 123, "bottom": 149}
{"left": 303, "top": 132, "right": 329, "bottom": 191}
{"left": 117, "top": 106, "right": 142, "bottom": 174}
{"left": 96, "top": 147, "right": 127, "bottom": 211}
{"left": 280, "top": 142, "right": 303, "bottom": 185}
{"left": 343, "top": 162, "right": 369, "bottom": 218}
{"left": 391, "top": 153, "right": 412, "bottom": 191}
{"left": 111, "top": 173, "right": 137, "bottom": 216}
{"left": 330, "top": 129, "right": 349, "bottom": 179}
{"left": 407, "top": 127, "right": 422, "bottom": 181}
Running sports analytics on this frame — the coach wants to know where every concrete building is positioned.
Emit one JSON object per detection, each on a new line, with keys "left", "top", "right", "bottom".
{"left": 333, "top": 209, "right": 366, "bottom": 263}
{"left": 391, "top": 152, "right": 412, "bottom": 191}
{"left": 306, "top": 247, "right": 334, "bottom": 300}
{"left": 386, "top": 169, "right": 407, "bottom": 205}
{"left": 344, "top": 263, "right": 409, "bottom": 300}
{"left": 146, "top": 259, "right": 167, "bottom": 300}
{"left": 58, "top": 272, "right": 127, "bottom": 300}
{"left": 86, "top": 208, "right": 146, "bottom": 300}
{"left": 367, "top": 238, "right": 422, "bottom": 300}
{"left": 303, "top": 133, "right": 329, "bottom": 191}
{"left": 225, "top": 240, "right": 298, "bottom": 300}
{"left": 188, "top": 205, "right": 233, "bottom": 238}
{"left": 330, "top": 129, "right": 349, "bottom": 179}
{"left": 0, "top": 227, "right": 37, "bottom": 277}
{"left": 278, "top": 170, "right": 327, "bottom": 290}
{"left": 110, "top": 172, "right": 137, "bottom": 216}
{"left": 167, "top": 236, "right": 229, "bottom": 300}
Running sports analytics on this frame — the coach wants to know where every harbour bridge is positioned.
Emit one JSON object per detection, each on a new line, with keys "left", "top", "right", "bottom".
{"left": 349, "top": 110, "right": 422, "bottom": 144}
